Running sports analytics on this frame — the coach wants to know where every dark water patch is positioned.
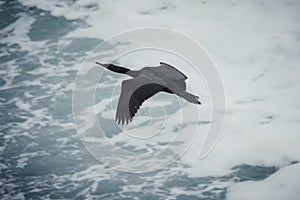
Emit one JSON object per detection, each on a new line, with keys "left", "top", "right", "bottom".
{"left": 19, "top": 155, "right": 83, "bottom": 176}
{"left": 201, "top": 189, "right": 226, "bottom": 200}
{"left": 121, "top": 191, "right": 165, "bottom": 200}
{"left": 0, "top": 43, "right": 28, "bottom": 64}
{"left": 43, "top": 57, "right": 60, "bottom": 66}
{"left": 164, "top": 175, "right": 226, "bottom": 199}
{"left": 16, "top": 57, "right": 41, "bottom": 72}
{"left": 118, "top": 172, "right": 145, "bottom": 185}
{"left": 3, "top": 174, "right": 92, "bottom": 200}
{"left": 11, "top": 73, "right": 40, "bottom": 86}
{"left": 140, "top": 193, "right": 164, "bottom": 200}
{"left": 0, "top": 0, "right": 23, "bottom": 30}
{"left": 0, "top": 102, "right": 30, "bottom": 124}
{"left": 48, "top": 182, "right": 94, "bottom": 200}
{"left": 0, "top": 85, "right": 39, "bottom": 101}
{"left": 0, "top": 77, "right": 5, "bottom": 87}
{"left": 92, "top": 179, "right": 125, "bottom": 196}
{"left": 45, "top": 93, "right": 73, "bottom": 122}
{"left": 230, "top": 164, "right": 278, "bottom": 182}
{"left": 99, "top": 117, "right": 121, "bottom": 138}
{"left": 27, "top": 11, "right": 77, "bottom": 41}
{"left": 176, "top": 194, "right": 204, "bottom": 200}
{"left": 166, "top": 175, "right": 213, "bottom": 188}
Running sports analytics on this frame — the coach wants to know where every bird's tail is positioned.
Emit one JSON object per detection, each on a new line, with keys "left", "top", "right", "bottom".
{"left": 95, "top": 62, "right": 130, "bottom": 74}
{"left": 180, "top": 91, "right": 201, "bottom": 105}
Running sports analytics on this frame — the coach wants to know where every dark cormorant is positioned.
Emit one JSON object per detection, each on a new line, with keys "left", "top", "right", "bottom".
{"left": 96, "top": 62, "right": 201, "bottom": 124}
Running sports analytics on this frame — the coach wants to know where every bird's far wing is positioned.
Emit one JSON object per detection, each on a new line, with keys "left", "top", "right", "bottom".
{"left": 159, "top": 62, "right": 188, "bottom": 80}
{"left": 116, "top": 76, "right": 167, "bottom": 124}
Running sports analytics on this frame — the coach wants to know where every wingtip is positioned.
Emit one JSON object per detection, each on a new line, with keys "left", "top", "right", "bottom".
{"left": 159, "top": 61, "right": 168, "bottom": 66}
{"left": 115, "top": 116, "right": 121, "bottom": 125}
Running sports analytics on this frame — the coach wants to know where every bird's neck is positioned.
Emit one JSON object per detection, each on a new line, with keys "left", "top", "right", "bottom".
{"left": 107, "top": 64, "right": 129, "bottom": 74}
{"left": 105, "top": 64, "right": 138, "bottom": 77}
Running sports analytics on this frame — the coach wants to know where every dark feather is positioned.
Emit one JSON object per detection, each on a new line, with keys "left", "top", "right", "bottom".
{"left": 115, "top": 78, "right": 166, "bottom": 124}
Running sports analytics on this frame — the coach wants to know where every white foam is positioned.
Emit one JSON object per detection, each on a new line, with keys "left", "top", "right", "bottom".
{"left": 18, "top": 0, "right": 96, "bottom": 20}
{"left": 0, "top": 13, "right": 46, "bottom": 51}
{"left": 227, "top": 163, "right": 300, "bottom": 200}
{"left": 62, "top": 0, "right": 300, "bottom": 176}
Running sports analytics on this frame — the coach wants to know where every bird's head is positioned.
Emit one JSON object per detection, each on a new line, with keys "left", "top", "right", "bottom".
{"left": 95, "top": 62, "right": 110, "bottom": 68}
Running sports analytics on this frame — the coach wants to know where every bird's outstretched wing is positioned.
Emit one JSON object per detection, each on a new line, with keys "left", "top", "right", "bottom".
{"left": 116, "top": 76, "right": 167, "bottom": 124}
{"left": 159, "top": 62, "right": 188, "bottom": 80}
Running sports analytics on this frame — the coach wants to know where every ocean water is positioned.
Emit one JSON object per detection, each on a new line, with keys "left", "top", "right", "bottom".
{"left": 1, "top": 0, "right": 300, "bottom": 199}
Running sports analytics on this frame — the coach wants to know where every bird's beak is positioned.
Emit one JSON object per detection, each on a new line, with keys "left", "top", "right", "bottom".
{"left": 95, "top": 62, "right": 108, "bottom": 68}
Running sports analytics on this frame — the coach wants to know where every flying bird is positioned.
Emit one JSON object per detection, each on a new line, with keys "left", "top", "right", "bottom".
{"left": 96, "top": 62, "right": 201, "bottom": 124}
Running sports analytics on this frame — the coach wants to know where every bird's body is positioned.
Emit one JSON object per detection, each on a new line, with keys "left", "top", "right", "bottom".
{"left": 96, "top": 62, "right": 201, "bottom": 124}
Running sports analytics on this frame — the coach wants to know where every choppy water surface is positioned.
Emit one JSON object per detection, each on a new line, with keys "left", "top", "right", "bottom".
{"left": 1, "top": 0, "right": 300, "bottom": 199}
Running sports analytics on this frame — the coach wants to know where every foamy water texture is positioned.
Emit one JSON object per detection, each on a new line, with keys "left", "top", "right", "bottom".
{"left": 1, "top": 0, "right": 300, "bottom": 199}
